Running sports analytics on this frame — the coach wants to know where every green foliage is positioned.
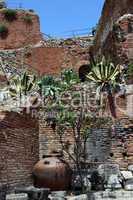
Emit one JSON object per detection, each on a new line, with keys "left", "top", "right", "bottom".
{"left": 40, "top": 67, "right": 112, "bottom": 192}
{"left": 87, "top": 56, "right": 120, "bottom": 87}
{"left": 87, "top": 56, "right": 121, "bottom": 118}
{"left": 0, "top": 24, "right": 8, "bottom": 38}
{"left": 127, "top": 63, "right": 133, "bottom": 77}
{"left": 61, "top": 68, "right": 80, "bottom": 87}
{"left": 38, "top": 75, "right": 61, "bottom": 98}
{"left": 22, "top": 15, "right": 32, "bottom": 24}
{"left": 38, "top": 69, "right": 80, "bottom": 100}
{"left": 38, "top": 75, "right": 57, "bottom": 87}
{"left": 2, "top": 9, "right": 17, "bottom": 21}
{"left": 56, "top": 110, "right": 77, "bottom": 128}
{"left": 55, "top": 109, "right": 98, "bottom": 192}
{"left": 87, "top": 56, "right": 121, "bottom": 99}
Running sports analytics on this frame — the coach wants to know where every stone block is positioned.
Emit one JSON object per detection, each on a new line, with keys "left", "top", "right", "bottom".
{"left": 98, "top": 164, "right": 120, "bottom": 182}
{"left": 128, "top": 165, "right": 133, "bottom": 172}
{"left": 121, "top": 171, "right": 133, "bottom": 180}
{"left": 125, "top": 179, "right": 133, "bottom": 191}
{"left": 107, "top": 175, "right": 122, "bottom": 189}
{"left": 15, "top": 186, "right": 50, "bottom": 200}
{"left": 49, "top": 197, "right": 65, "bottom": 200}
{"left": 67, "top": 194, "right": 88, "bottom": 200}
{"left": 50, "top": 191, "right": 67, "bottom": 199}
{"left": 6, "top": 193, "right": 28, "bottom": 200}
{"left": 49, "top": 196, "right": 66, "bottom": 200}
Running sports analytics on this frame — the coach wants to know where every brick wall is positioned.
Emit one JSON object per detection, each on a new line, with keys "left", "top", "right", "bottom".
{"left": 0, "top": 42, "right": 91, "bottom": 78}
{"left": 24, "top": 45, "right": 90, "bottom": 75}
{"left": 0, "top": 9, "right": 92, "bottom": 76}
{"left": 0, "top": 10, "right": 42, "bottom": 49}
{"left": 39, "top": 118, "right": 133, "bottom": 170}
{"left": 39, "top": 120, "right": 74, "bottom": 161}
{"left": 108, "top": 118, "right": 133, "bottom": 170}
{"left": 94, "top": 0, "right": 133, "bottom": 55}
{"left": 0, "top": 111, "right": 39, "bottom": 192}
{"left": 39, "top": 83, "right": 133, "bottom": 170}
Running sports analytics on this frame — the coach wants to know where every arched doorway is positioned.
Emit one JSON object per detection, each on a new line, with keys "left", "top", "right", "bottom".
{"left": 79, "top": 64, "right": 90, "bottom": 82}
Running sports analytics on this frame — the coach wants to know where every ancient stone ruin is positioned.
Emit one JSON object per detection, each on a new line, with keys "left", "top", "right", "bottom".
{"left": 0, "top": 0, "right": 133, "bottom": 199}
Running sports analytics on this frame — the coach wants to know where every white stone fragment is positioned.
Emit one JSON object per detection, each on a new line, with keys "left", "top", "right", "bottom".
{"left": 6, "top": 193, "right": 28, "bottom": 200}
{"left": 125, "top": 179, "right": 133, "bottom": 191}
{"left": 67, "top": 194, "right": 88, "bottom": 200}
{"left": 121, "top": 171, "right": 133, "bottom": 180}
{"left": 128, "top": 165, "right": 133, "bottom": 172}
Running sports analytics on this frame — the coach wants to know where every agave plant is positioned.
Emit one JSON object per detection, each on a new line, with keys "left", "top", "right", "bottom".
{"left": 87, "top": 57, "right": 121, "bottom": 118}
{"left": 9, "top": 71, "right": 37, "bottom": 98}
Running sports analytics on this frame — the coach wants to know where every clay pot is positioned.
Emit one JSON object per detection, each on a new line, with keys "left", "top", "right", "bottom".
{"left": 33, "top": 154, "right": 72, "bottom": 190}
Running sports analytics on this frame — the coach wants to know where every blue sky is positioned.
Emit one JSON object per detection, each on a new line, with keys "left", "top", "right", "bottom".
{"left": 7, "top": 0, "right": 105, "bottom": 38}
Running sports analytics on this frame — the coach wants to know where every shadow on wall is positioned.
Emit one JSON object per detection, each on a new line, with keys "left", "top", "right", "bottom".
{"left": 79, "top": 64, "right": 91, "bottom": 82}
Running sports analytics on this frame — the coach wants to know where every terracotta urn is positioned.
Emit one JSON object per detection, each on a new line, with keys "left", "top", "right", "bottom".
{"left": 33, "top": 154, "right": 72, "bottom": 190}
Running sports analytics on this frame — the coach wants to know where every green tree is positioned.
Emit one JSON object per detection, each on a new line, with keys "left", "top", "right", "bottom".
{"left": 39, "top": 69, "right": 95, "bottom": 192}
{"left": 56, "top": 109, "right": 91, "bottom": 192}
{"left": 39, "top": 68, "right": 113, "bottom": 192}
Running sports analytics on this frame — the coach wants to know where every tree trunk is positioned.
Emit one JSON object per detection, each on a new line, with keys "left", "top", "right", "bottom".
{"left": 107, "top": 91, "right": 117, "bottom": 118}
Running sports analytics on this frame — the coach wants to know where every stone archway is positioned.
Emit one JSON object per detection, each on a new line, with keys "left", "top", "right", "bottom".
{"left": 75, "top": 60, "right": 90, "bottom": 82}
{"left": 78, "top": 64, "right": 91, "bottom": 82}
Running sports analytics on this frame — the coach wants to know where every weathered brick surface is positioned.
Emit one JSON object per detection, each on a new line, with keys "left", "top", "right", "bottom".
{"left": 92, "top": 0, "right": 133, "bottom": 87}
{"left": 0, "top": 43, "right": 91, "bottom": 77}
{"left": 0, "top": 10, "right": 42, "bottom": 49}
{"left": 39, "top": 120, "right": 74, "bottom": 162}
{"left": 0, "top": 111, "right": 39, "bottom": 191}
{"left": 24, "top": 46, "right": 90, "bottom": 75}
{"left": 94, "top": 0, "right": 133, "bottom": 55}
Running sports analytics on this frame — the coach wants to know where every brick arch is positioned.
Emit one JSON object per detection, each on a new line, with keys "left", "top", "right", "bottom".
{"left": 75, "top": 60, "right": 90, "bottom": 71}
{"left": 74, "top": 60, "right": 90, "bottom": 82}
